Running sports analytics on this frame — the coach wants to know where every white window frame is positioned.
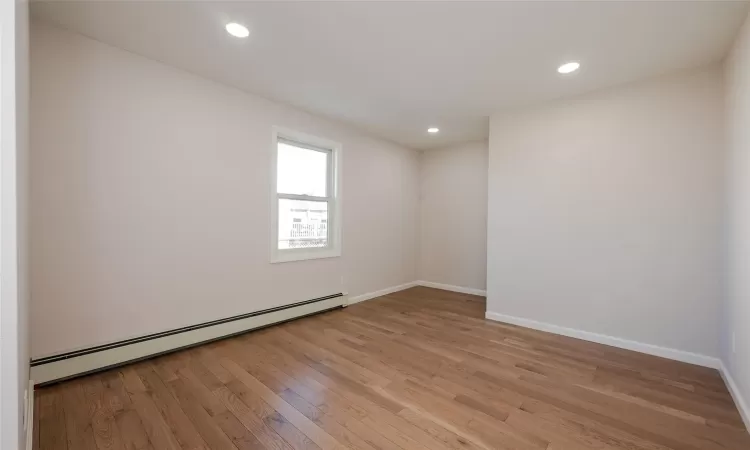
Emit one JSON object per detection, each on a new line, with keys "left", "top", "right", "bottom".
{"left": 270, "top": 126, "right": 342, "bottom": 263}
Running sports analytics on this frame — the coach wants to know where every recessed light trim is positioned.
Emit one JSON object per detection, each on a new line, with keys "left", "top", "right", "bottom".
{"left": 427, "top": 127, "right": 439, "bottom": 134}
{"left": 226, "top": 22, "right": 250, "bottom": 38}
{"left": 557, "top": 62, "right": 580, "bottom": 74}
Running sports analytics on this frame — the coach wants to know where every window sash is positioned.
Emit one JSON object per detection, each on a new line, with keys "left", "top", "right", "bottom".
{"left": 276, "top": 192, "right": 330, "bottom": 202}
{"left": 276, "top": 195, "right": 333, "bottom": 250}
{"left": 275, "top": 136, "right": 335, "bottom": 252}
{"left": 276, "top": 140, "right": 333, "bottom": 198}
{"left": 277, "top": 137, "right": 331, "bottom": 155}
{"left": 271, "top": 127, "right": 341, "bottom": 263}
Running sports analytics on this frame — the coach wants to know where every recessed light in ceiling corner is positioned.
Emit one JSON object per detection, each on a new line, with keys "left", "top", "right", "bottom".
{"left": 225, "top": 22, "right": 250, "bottom": 38}
{"left": 427, "top": 127, "right": 440, "bottom": 134}
{"left": 557, "top": 61, "right": 580, "bottom": 74}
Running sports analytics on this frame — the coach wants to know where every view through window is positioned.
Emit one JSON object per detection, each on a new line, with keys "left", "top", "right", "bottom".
{"left": 276, "top": 139, "right": 331, "bottom": 250}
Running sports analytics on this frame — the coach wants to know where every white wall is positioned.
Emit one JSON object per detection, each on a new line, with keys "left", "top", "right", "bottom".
{"left": 1, "top": 0, "right": 29, "bottom": 449}
{"left": 29, "top": 22, "right": 419, "bottom": 358}
{"left": 418, "top": 141, "right": 488, "bottom": 291}
{"left": 487, "top": 67, "right": 725, "bottom": 358}
{"left": 723, "top": 10, "right": 750, "bottom": 423}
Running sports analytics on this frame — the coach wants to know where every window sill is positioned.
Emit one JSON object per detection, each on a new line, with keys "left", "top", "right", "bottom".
{"left": 271, "top": 248, "right": 341, "bottom": 264}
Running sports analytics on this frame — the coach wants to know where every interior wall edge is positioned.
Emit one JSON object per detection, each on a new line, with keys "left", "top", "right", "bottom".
{"left": 720, "top": 360, "right": 750, "bottom": 432}
{"left": 348, "top": 281, "right": 488, "bottom": 305}
{"left": 721, "top": 6, "right": 750, "bottom": 435}
{"left": 347, "top": 282, "right": 419, "bottom": 304}
{"left": 416, "top": 280, "right": 486, "bottom": 297}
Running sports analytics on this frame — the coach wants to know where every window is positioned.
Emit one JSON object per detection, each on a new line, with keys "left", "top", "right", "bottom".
{"left": 271, "top": 127, "right": 341, "bottom": 263}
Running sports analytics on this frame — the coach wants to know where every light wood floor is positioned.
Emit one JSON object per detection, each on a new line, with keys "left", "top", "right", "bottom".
{"left": 34, "top": 287, "right": 750, "bottom": 450}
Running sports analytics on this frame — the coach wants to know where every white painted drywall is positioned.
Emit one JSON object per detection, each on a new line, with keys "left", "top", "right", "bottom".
{"left": 723, "top": 10, "right": 750, "bottom": 421}
{"left": 1, "top": 0, "right": 29, "bottom": 449}
{"left": 29, "top": 22, "right": 419, "bottom": 358}
{"left": 418, "top": 141, "right": 488, "bottom": 291}
{"left": 487, "top": 67, "right": 725, "bottom": 357}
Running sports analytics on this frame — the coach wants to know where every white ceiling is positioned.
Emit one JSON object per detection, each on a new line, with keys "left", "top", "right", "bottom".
{"left": 31, "top": 1, "right": 749, "bottom": 150}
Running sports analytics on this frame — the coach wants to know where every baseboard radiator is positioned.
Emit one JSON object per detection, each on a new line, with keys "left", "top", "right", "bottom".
{"left": 31, "top": 293, "right": 346, "bottom": 386}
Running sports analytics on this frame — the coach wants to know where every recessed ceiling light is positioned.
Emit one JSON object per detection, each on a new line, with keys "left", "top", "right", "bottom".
{"left": 557, "top": 62, "right": 580, "bottom": 74}
{"left": 225, "top": 22, "right": 250, "bottom": 38}
{"left": 427, "top": 127, "right": 439, "bottom": 134}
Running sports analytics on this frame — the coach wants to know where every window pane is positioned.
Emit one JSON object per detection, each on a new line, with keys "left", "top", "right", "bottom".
{"left": 278, "top": 199, "right": 329, "bottom": 249}
{"left": 277, "top": 141, "right": 328, "bottom": 196}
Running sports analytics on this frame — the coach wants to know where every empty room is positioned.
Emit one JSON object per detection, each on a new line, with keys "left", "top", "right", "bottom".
{"left": 3, "top": 1, "right": 750, "bottom": 449}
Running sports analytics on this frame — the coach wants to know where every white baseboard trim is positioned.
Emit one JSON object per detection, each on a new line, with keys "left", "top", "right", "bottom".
{"left": 720, "top": 361, "right": 750, "bottom": 432}
{"left": 30, "top": 295, "right": 345, "bottom": 385}
{"left": 416, "top": 281, "right": 486, "bottom": 296}
{"left": 25, "top": 379, "right": 34, "bottom": 450}
{"left": 485, "top": 311, "right": 721, "bottom": 369}
{"left": 346, "top": 280, "right": 487, "bottom": 305}
{"left": 347, "top": 282, "right": 418, "bottom": 304}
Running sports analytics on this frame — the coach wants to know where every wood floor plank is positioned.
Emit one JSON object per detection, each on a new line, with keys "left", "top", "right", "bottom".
{"left": 276, "top": 388, "right": 381, "bottom": 450}
{"left": 33, "top": 389, "right": 41, "bottom": 450}
{"left": 213, "top": 385, "right": 296, "bottom": 450}
{"left": 60, "top": 381, "right": 97, "bottom": 450}
{"left": 212, "top": 410, "right": 266, "bottom": 450}
{"left": 227, "top": 339, "right": 398, "bottom": 450}
{"left": 248, "top": 336, "right": 426, "bottom": 450}
{"left": 81, "top": 376, "right": 127, "bottom": 450}
{"left": 34, "top": 287, "right": 750, "bottom": 450}
{"left": 119, "top": 367, "right": 181, "bottom": 450}
{"left": 101, "top": 371, "right": 132, "bottom": 416}
{"left": 38, "top": 386, "right": 68, "bottom": 450}
{"left": 114, "top": 410, "right": 154, "bottom": 450}
{"left": 518, "top": 397, "right": 675, "bottom": 450}
{"left": 274, "top": 327, "right": 471, "bottom": 450}
{"left": 102, "top": 372, "right": 155, "bottom": 450}
{"left": 136, "top": 365, "right": 210, "bottom": 450}
{"left": 221, "top": 358, "right": 339, "bottom": 450}
{"left": 176, "top": 366, "right": 229, "bottom": 418}
{"left": 383, "top": 379, "right": 548, "bottom": 450}
{"left": 224, "top": 378, "right": 319, "bottom": 450}
{"left": 396, "top": 407, "right": 490, "bottom": 450}
{"left": 166, "top": 377, "right": 239, "bottom": 450}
